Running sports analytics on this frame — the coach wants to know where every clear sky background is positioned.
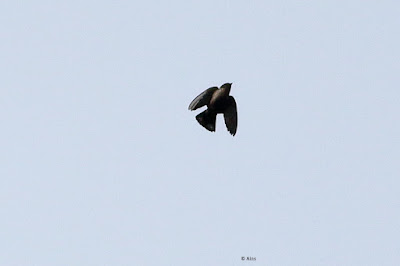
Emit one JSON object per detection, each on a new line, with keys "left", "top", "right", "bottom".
{"left": 1, "top": 1, "right": 399, "bottom": 265}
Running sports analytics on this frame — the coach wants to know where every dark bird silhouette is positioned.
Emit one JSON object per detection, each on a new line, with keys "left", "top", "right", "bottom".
{"left": 188, "top": 83, "right": 237, "bottom": 136}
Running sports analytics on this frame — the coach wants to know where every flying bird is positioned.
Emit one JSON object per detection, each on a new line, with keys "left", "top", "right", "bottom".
{"left": 188, "top": 83, "right": 237, "bottom": 136}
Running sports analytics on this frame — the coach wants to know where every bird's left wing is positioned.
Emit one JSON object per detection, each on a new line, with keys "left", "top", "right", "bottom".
{"left": 188, "top": 87, "right": 218, "bottom": 110}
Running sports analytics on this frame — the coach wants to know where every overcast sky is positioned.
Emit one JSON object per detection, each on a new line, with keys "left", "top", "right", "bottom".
{"left": 1, "top": 1, "right": 399, "bottom": 265}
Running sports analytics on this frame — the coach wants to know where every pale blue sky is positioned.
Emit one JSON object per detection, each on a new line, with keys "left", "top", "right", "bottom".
{"left": 1, "top": 1, "right": 399, "bottom": 265}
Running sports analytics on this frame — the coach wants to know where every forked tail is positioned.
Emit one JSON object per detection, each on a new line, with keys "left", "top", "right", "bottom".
{"left": 195, "top": 109, "right": 217, "bottom": 132}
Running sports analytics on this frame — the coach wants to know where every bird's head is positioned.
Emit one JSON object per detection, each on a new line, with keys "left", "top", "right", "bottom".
{"left": 221, "top": 83, "right": 232, "bottom": 89}
{"left": 221, "top": 83, "right": 232, "bottom": 94}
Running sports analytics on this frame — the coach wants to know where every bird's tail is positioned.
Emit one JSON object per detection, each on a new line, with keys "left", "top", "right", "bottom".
{"left": 196, "top": 109, "right": 217, "bottom": 132}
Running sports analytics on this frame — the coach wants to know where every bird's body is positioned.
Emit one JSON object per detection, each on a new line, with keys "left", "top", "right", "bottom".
{"left": 188, "top": 83, "right": 237, "bottom": 136}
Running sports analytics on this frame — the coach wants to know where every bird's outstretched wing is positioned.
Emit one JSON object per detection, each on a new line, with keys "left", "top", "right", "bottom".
{"left": 188, "top": 87, "right": 218, "bottom": 110}
{"left": 223, "top": 96, "right": 237, "bottom": 136}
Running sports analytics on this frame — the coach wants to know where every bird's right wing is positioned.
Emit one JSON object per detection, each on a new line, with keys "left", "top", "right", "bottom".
{"left": 224, "top": 96, "right": 237, "bottom": 136}
{"left": 188, "top": 87, "right": 218, "bottom": 110}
